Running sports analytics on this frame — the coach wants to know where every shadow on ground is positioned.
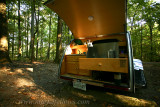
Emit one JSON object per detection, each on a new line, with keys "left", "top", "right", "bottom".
{"left": 0, "top": 61, "right": 159, "bottom": 106}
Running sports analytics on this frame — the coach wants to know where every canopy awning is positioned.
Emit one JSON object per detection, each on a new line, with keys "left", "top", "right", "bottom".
{"left": 45, "top": 0, "right": 126, "bottom": 39}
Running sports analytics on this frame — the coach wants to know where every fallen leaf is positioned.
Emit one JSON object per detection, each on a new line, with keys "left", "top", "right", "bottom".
{"left": 18, "top": 91, "right": 22, "bottom": 94}
{"left": 30, "top": 96, "right": 36, "bottom": 100}
{"left": 41, "top": 92, "right": 45, "bottom": 95}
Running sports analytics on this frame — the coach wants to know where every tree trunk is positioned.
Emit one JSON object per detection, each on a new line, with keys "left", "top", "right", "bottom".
{"left": 40, "top": 28, "right": 43, "bottom": 60}
{"left": 36, "top": 3, "right": 40, "bottom": 60}
{"left": 149, "top": 26, "right": 153, "bottom": 61}
{"left": 7, "top": 2, "right": 10, "bottom": 55}
{"left": 130, "top": 12, "right": 136, "bottom": 35}
{"left": 22, "top": 35, "right": 23, "bottom": 57}
{"left": 12, "top": 16, "right": 15, "bottom": 59}
{"left": 47, "top": 13, "right": 52, "bottom": 60}
{"left": 22, "top": 16, "right": 25, "bottom": 58}
{"left": 26, "top": 11, "right": 29, "bottom": 58}
{"left": 55, "top": 16, "right": 63, "bottom": 63}
{"left": 0, "top": 1, "right": 11, "bottom": 64}
{"left": 130, "top": 5, "right": 139, "bottom": 35}
{"left": 24, "top": 15, "right": 27, "bottom": 58}
{"left": 141, "top": 23, "right": 143, "bottom": 60}
{"left": 31, "top": 0, "right": 35, "bottom": 62}
{"left": 18, "top": 0, "right": 21, "bottom": 60}
{"left": 40, "top": 13, "right": 43, "bottom": 60}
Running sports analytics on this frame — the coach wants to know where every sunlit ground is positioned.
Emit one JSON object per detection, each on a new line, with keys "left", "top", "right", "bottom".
{"left": 0, "top": 61, "right": 159, "bottom": 106}
{"left": 0, "top": 62, "right": 74, "bottom": 107}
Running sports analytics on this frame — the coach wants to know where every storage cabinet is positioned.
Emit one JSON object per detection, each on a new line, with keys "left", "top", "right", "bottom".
{"left": 65, "top": 55, "right": 91, "bottom": 76}
{"left": 79, "top": 58, "right": 128, "bottom": 73}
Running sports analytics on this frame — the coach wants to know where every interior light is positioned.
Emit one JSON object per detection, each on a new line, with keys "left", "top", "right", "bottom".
{"left": 88, "top": 16, "right": 94, "bottom": 21}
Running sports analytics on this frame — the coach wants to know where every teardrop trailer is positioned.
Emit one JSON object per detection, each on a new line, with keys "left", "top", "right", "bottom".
{"left": 45, "top": 0, "right": 146, "bottom": 93}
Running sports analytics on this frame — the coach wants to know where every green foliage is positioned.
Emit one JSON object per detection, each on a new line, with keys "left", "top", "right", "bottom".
{"left": 7, "top": 0, "right": 160, "bottom": 62}
{"left": 7, "top": 0, "right": 72, "bottom": 61}
{"left": 128, "top": 0, "right": 160, "bottom": 62}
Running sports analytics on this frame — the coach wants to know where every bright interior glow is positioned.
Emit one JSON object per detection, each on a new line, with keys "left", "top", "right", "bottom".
{"left": 65, "top": 46, "right": 72, "bottom": 55}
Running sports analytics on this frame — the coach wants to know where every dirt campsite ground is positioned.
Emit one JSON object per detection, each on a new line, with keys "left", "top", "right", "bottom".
{"left": 0, "top": 61, "right": 160, "bottom": 107}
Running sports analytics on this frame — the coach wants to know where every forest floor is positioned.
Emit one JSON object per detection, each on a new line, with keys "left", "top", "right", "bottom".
{"left": 0, "top": 61, "right": 160, "bottom": 107}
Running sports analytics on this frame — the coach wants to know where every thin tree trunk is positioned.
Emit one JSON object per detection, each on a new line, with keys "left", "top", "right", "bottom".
{"left": 26, "top": 12, "right": 29, "bottom": 58}
{"left": 22, "top": 16, "right": 25, "bottom": 58}
{"left": 36, "top": 3, "right": 40, "bottom": 60}
{"left": 40, "top": 13, "right": 43, "bottom": 60}
{"left": 40, "top": 31, "right": 42, "bottom": 59}
{"left": 31, "top": 0, "right": 35, "bottom": 62}
{"left": 0, "top": 1, "right": 11, "bottom": 64}
{"left": 149, "top": 26, "right": 153, "bottom": 61}
{"left": 12, "top": 16, "right": 15, "bottom": 59}
{"left": 141, "top": 23, "right": 143, "bottom": 60}
{"left": 42, "top": 41, "right": 43, "bottom": 60}
{"left": 24, "top": 15, "right": 26, "bottom": 58}
{"left": 7, "top": 3, "right": 10, "bottom": 55}
{"left": 47, "top": 13, "right": 52, "bottom": 60}
{"left": 22, "top": 36, "right": 23, "bottom": 57}
{"left": 18, "top": 0, "right": 21, "bottom": 60}
{"left": 133, "top": 27, "right": 137, "bottom": 57}
{"left": 40, "top": 28, "right": 43, "bottom": 60}
{"left": 130, "top": 5, "right": 139, "bottom": 35}
{"left": 55, "top": 16, "right": 63, "bottom": 63}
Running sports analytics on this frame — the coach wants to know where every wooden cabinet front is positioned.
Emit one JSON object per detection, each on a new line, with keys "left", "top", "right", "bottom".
{"left": 65, "top": 55, "right": 91, "bottom": 76}
{"left": 79, "top": 58, "right": 128, "bottom": 73}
